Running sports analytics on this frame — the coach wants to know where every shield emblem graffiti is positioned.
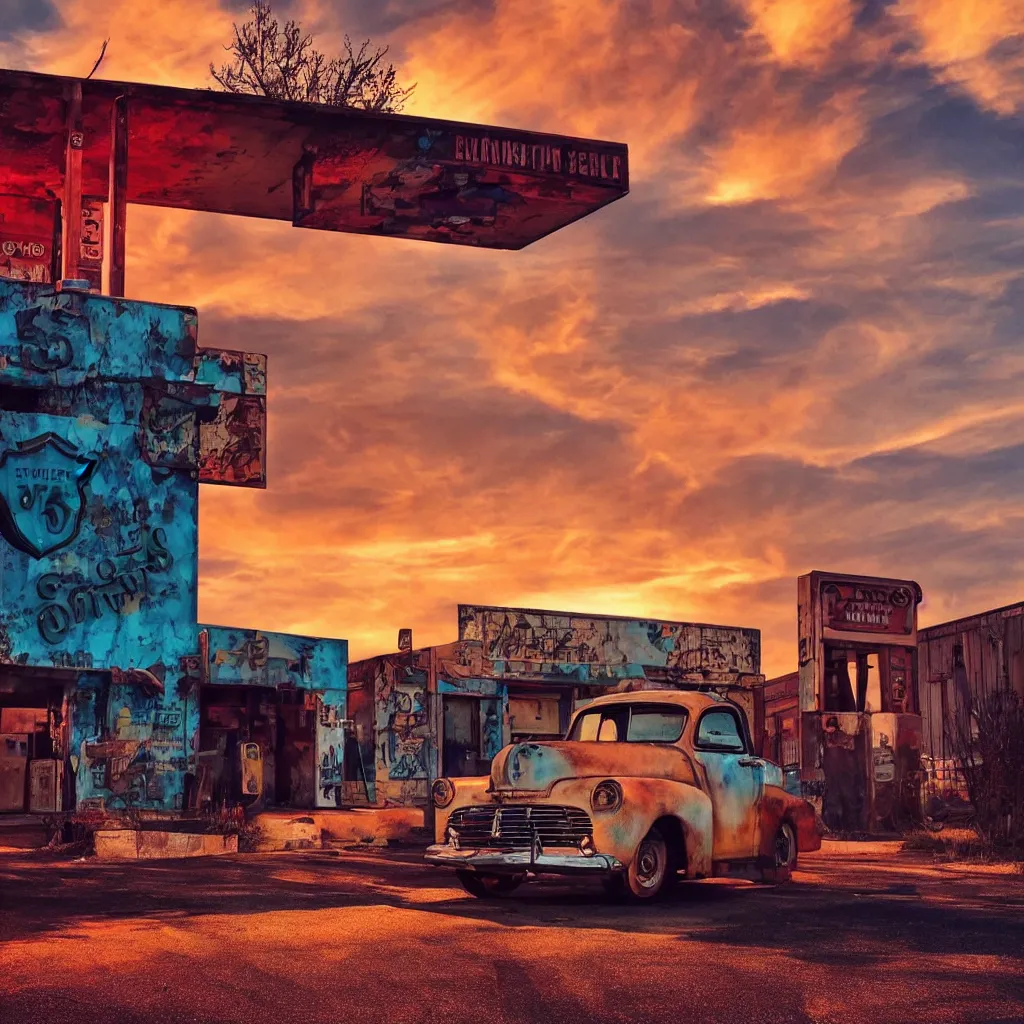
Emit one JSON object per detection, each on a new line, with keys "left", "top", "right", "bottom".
{"left": 0, "top": 432, "right": 96, "bottom": 558}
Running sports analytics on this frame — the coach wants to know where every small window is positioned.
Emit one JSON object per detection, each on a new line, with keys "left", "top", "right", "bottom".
{"left": 626, "top": 709, "right": 686, "bottom": 743}
{"left": 696, "top": 710, "right": 746, "bottom": 752}
{"left": 575, "top": 712, "right": 600, "bottom": 741}
{"left": 571, "top": 709, "right": 626, "bottom": 742}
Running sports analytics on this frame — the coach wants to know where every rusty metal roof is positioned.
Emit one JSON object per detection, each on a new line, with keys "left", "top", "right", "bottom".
{"left": 0, "top": 67, "right": 629, "bottom": 250}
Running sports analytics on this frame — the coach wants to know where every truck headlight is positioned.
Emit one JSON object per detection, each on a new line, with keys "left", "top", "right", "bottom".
{"left": 591, "top": 779, "right": 622, "bottom": 812}
{"left": 432, "top": 778, "right": 455, "bottom": 808}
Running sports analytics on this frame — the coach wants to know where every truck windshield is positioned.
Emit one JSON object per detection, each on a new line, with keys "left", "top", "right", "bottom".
{"left": 568, "top": 705, "right": 687, "bottom": 743}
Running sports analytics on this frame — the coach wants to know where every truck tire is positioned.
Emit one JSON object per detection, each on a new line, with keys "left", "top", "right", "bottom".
{"left": 456, "top": 871, "right": 523, "bottom": 898}
{"left": 760, "top": 822, "right": 798, "bottom": 884}
{"left": 621, "top": 825, "right": 670, "bottom": 900}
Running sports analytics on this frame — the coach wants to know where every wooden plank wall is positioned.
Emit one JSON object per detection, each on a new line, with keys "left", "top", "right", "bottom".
{"left": 918, "top": 602, "right": 1024, "bottom": 761}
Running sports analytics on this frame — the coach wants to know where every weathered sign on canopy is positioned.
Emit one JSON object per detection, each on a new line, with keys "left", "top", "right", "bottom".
{"left": 0, "top": 67, "right": 629, "bottom": 293}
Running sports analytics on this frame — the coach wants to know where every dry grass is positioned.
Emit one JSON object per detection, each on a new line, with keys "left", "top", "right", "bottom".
{"left": 902, "top": 827, "right": 1024, "bottom": 869}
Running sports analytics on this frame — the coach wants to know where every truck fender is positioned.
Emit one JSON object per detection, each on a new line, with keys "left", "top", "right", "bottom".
{"left": 759, "top": 785, "right": 823, "bottom": 858}
{"left": 611, "top": 778, "right": 714, "bottom": 878}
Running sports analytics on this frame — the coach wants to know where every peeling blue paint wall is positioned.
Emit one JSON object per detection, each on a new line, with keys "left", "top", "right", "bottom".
{"left": 0, "top": 280, "right": 284, "bottom": 818}
{"left": 457, "top": 605, "right": 762, "bottom": 680}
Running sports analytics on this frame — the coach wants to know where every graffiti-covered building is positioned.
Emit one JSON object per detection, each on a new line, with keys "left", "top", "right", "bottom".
{"left": 346, "top": 605, "right": 764, "bottom": 808}
{"left": 195, "top": 627, "right": 348, "bottom": 812}
{"left": 0, "top": 279, "right": 347, "bottom": 821}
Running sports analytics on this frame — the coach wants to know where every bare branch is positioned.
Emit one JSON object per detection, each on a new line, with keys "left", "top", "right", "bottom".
{"left": 86, "top": 39, "right": 110, "bottom": 80}
{"left": 209, "top": 0, "right": 414, "bottom": 111}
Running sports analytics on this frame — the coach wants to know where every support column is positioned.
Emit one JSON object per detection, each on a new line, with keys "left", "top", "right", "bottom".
{"left": 108, "top": 95, "right": 129, "bottom": 297}
{"left": 61, "top": 82, "right": 83, "bottom": 282}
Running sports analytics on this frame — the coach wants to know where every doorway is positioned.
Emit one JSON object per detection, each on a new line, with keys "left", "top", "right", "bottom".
{"left": 197, "top": 685, "right": 316, "bottom": 810}
{"left": 442, "top": 696, "right": 481, "bottom": 777}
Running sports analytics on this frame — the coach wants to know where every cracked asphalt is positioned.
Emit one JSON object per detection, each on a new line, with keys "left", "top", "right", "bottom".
{"left": 1, "top": 841, "right": 1021, "bottom": 1024}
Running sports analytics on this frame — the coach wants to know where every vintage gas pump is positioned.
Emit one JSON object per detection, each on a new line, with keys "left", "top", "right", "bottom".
{"left": 239, "top": 741, "right": 263, "bottom": 800}
{"left": 797, "top": 572, "right": 923, "bottom": 833}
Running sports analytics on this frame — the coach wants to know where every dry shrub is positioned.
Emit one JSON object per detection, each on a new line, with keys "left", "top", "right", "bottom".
{"left": 948, "top": 689, "right": 1024, "bottom": 856}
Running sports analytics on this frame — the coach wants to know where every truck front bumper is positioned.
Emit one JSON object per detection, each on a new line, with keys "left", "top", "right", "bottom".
{"left": 424, "top": 843, "right": 624, "bottom": 876}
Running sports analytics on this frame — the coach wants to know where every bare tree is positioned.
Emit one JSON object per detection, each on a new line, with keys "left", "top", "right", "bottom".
{"left": 210, "top": 1, "right": 414, "bottom": 112}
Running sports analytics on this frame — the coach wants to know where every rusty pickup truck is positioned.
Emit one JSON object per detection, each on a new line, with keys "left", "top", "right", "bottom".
{"left": 425, "top": 690, "right": 821, "bottom": 899}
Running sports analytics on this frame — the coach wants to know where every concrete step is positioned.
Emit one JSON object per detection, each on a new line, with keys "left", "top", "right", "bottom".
{"left": 249, "top": 807, "right": 428, "bottom": 852}
{"left": 0, "top": 815, "right": 50, "bottom": 851}
{"left": 94, "top": 829, "right": 238, "bottom": 861}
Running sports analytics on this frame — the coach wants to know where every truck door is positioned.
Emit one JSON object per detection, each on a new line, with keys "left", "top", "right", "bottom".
{"left": 691, "top": 706, "right": 764, "bottom": 861}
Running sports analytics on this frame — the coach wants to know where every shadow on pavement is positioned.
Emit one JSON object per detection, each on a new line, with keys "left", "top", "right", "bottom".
{"left": 2, "top": 848, "right": 1023, "bottom": 968}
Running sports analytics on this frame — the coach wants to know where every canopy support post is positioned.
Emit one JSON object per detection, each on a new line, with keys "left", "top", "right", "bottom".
{"left": 61, "top": 81, "right": 83, "bottom": 282}
{"left": 108, "top": 94, "right": 129, "bottom": 297}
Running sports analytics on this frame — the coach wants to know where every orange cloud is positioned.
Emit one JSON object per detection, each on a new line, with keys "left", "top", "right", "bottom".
{"left": 741, "top": 0, "right": 855, "bottom": 68}
{"left": 903, "top": 0, "right": 1024, "bottom": 114}
{"left": 14, "top": 0, "right": 232, "bottom": 84}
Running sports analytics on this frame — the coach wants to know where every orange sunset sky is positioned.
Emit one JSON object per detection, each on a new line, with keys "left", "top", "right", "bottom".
{"left": 2, "top": 0, "right": 1023, "bottom": 676}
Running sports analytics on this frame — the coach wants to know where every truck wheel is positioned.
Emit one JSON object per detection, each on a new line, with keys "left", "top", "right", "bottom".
{"left": 624, "top": 825, "right": 670, "bottom": 900}
{"left": 456, "top": 871, "right": 523, "bottom": 899}
{"left": 760, "top": 822, "right": 798, "bottom": 884}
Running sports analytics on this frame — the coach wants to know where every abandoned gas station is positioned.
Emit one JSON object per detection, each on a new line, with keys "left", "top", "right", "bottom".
{"left": 0, "top": 67, "right": 629, "bottom": 831}
{"left": 0, "top": 69, "right": 1017, "bottom": 843}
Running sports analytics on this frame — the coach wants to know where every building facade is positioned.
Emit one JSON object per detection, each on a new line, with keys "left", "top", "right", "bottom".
{"left": 0, "top": 279, "right": 347, "bottom": 822}
{"left": 347, "top": 604, "right": 764, "bottom": 808}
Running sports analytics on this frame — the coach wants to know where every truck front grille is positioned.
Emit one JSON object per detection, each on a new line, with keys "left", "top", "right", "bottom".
{"left": 447, "top": 804, "right": 592, "bottom": 849}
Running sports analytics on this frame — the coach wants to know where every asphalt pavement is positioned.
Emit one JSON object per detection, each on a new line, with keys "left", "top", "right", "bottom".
{"left": 1, "top": 841, "right": 1022, "bottom": 1024}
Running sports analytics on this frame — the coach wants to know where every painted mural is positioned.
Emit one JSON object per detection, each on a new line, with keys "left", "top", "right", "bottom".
{"left": 203, "top": 627, "right": 346, "bottom": 690}
{"left": 457, "top": 605, "right": 761, "bottom": 680}
{"left": 373, "top": 649, "right": 432, "bottom": 806}
{"left": 0, "top": 279, "right": 269, "bottom": 816}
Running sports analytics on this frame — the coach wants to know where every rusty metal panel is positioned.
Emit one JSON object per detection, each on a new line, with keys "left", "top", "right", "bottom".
{"left": 78, "top": 196, "right": 104, "bottom": 292}
{"left": 297, "top": 124, "right": 628, "bottom": 250}
{"left": 195, "top": 349, "right": 266, "bottom": 488}
{"left": 810, "top": 570, "right": 922, "bottom": 645}
{"left": 457, "top": 605, "right": 760, "bottom": 680}
{"left": 797, "top": 573, "right": 816, "bottom": 713}
{"left": 870, "top": 711, "right": 921, "bottom": 830}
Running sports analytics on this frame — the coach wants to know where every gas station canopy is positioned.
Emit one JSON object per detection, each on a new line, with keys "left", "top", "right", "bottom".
{"left": 0, "top": 67, "right": 629, "bottom": 252}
